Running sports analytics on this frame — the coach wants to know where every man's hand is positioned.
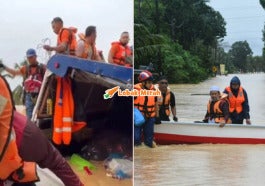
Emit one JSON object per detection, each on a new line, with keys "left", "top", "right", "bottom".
{"left": 219, "top": 122, "right": 225, "bottom": 128}
{"left": 155, "top": 117, "right": 161, "bottom": 124}
{"left": 173, "top": 116, "right": 178, "bottom": 122}
{"left": 43, "top": 45, "right": 53, "bottom": 51}
{"left": 246, "top": 119, "right": 251, "bottom": 125}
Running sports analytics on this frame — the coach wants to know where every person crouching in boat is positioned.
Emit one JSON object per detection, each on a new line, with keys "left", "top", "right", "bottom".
{"left": 134, "top": 70, "right": 160, "bottom": 148}
{"left": 203, "top": 86, "right": 231, "bottom": 127}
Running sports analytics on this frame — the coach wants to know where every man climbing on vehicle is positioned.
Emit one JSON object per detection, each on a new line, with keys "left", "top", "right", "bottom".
{"left": 0, "top": 48, "right": 45, "bottom": 119}
{"left": 43, "top": 17, "right": 77, "bottom": 56}
{"left": 76, "top": 25, "right": 104, "bottom": 61}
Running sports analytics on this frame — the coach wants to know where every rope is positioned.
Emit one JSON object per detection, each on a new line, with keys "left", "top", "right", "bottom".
{"left": 36, "top": 38, "right": 52, "bottom": 64}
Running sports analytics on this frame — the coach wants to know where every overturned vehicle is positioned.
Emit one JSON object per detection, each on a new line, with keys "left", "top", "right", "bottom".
{"left": 32, "top": 54, "right": 133, "bottom": 159}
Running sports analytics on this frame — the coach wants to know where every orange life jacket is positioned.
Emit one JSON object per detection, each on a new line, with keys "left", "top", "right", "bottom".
{"left": 157, "top": 89, "right": 171, "bottom": 116}
{"left": 58, "top": 27, "right": 77, "bottom": 56}
{"left": 0, "top": 76, "right": 38, "bottom": 183}
{"left": 225, "top": 86, "right": 245, "bottom": 113}
{"left": 111, "top": 42, "right": 132, "bottom": 67}
{"left": 77, "top": 33, "right": 97, "bottom": 60}
{"left": 134, "top": 83, "right": 156, "bottom": 118}
{"left": 53, "top": 76, "right": 86, "bottom": 145}
{"left": 207, "top": 99, "right": 226, "bottom": 123}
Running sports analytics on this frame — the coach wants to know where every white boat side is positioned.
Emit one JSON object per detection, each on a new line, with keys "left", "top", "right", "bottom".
{"left": 154, "top": 122, "right": 265, "bottom": 144}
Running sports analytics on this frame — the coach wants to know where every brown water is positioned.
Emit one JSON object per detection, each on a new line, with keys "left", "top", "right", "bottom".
{"left": 134, "top": 73, "right": 265, "bottom": 186}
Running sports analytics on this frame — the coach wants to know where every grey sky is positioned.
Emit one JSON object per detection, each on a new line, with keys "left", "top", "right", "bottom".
{"left": 0, "top": 0, "right": 133, "bottom": 66}
{"left": 208, "top": 0, "right": 265, "bottom": 55}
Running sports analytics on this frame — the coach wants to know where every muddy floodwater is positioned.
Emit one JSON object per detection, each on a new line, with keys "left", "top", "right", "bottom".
{"left": 134, "top": 73, "right": 265, "bottom": 186}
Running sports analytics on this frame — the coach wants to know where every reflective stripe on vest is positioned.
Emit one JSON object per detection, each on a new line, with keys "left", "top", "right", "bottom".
{"left": 134, "top": 83, "right": 156, "bottom": 118}
{"left": 53, "top": 77, "right": 73, "bottom": 145}
{"left": 225, "top": 86, "right": 245, "bottom": 113}
{"left": 53, "top": 77, "right": 86, "bottom": 145}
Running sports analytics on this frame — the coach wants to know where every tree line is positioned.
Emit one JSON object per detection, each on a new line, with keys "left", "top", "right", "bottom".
{"left": 135, "top": 0, "right": 265, "bottom": 83}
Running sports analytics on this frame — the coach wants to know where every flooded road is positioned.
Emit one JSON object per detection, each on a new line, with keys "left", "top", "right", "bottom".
{"left": 134, "top": 73, "right": 265, "bottom": 186}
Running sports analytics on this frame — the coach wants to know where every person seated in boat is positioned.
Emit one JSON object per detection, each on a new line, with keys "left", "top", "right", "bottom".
{"left": 203, "top": 85, "right": 231, "bottom": 127}
{"left": 155, "top": 76, "right": 178, "bottom": 122}
{"left": 134, "top": 70, "right": 160, "bottom": 148}
{"left": 223, "top": 76, "right": 251, "bottom": 125}
{"left": 0, "top": 75, "right": 83, "bottom": 186}
{"left": 108, "top": 31, "right": 132, "bottom": 67}
{"left": 75, "top": 25, "right": 104, "bottom": 61}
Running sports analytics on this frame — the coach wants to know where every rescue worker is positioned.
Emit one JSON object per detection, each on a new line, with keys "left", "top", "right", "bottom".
{"left": 134, "top": 70, "right": 160, "bottom": 148}
{"left": 43, "top": 17, "right": 77, "bottom": 55}
{"left": 0, "top": 75, "right": 83, "bottom": 186}
{"left": 0, "top": 48, "right": 45, "bottom": 119}
{"left": 223, "top": 76, "right": 251, "bottom": 124}
{"left": 75, "top": 25, "right": 104, "bottom": 61}
{"left": 108, "top": 31, "right": 132, "bottom": 67}
{"left": 203, "top": 86, "right": 231, "bottom": 127}
{"left": 157, "top": 76, "right": 178, "bottom": 122}
{"left": 43, "top": 17, "right": 86, "bottom": 146}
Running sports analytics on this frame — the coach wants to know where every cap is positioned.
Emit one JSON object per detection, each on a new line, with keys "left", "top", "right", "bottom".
{"left": 210, "top": 85, "right": 220, "bottom": 92}
{"left": 26, "top": 48, "right": 37, "bottom": 57}
{"left": 138, "top": 70, "right": 153, "bottom": 82}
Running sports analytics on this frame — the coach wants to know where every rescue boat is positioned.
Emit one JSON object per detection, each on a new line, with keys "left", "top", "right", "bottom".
{"left": 154, "top": 121, "right": 265, "bottom": 144}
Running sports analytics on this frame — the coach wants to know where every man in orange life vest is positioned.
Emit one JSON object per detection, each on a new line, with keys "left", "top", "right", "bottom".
{"left": 134, "top": 70, "right": 160, "bottom": 148}
{"left": 157, "top": 76, "right": 178, "bottom": 122}
{"left": 108, "top": 31, "right": 132, "bottom": 67}
{"left": 76, "top": 25, "right": 103, "bottom": 61}
{"left": 203, "top": 86, "right": 231, "bottom": 127}
{"left": 0, "top": 75, "right": 83, "bottom": 186}
{"left": 43, "top": 17, "right": 77, "bottom": 56}
{"left": 0, "top": 49, "right": 45, "bottom": 119}
{"left": 223, "top": 76, "right": 251, "bottom": 124}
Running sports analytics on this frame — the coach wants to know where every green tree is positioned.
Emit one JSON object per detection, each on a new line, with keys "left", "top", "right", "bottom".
{"left": 228, "top": 41, "right": 253, "bottom": 72}
{"left": 134, "top": 0, "right": 227, "bottom": 83}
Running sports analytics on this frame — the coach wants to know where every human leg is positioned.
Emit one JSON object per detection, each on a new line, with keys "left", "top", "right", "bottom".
{"left": 134, "top": 125, "right": 142, "bottom": 146}
{"left": 25, "top": 93, "right": 34, "bottom": 119}
{"left": 143, "top": 118, "right": 155, "bottom": 147}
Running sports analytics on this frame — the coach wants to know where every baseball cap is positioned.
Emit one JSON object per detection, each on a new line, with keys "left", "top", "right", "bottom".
{"left": 26, "top": 48, "right": 37, "bottom": 57}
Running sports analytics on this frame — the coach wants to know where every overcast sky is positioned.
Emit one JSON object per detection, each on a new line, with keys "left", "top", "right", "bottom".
{"left": 0, "top": 0, "right": 133, "bottom": 66}
{"left": 208, "top": 0, "right": 265, "bottom": 55}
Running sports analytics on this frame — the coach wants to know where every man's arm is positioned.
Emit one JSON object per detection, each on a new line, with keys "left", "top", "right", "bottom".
{"left": 44, "top": 30, "right": 69, "bottom": 53}
{"left": 220, "top": 100, "right": 230, "bottom": 123}
{"left": 108, "top": 45, "right": 117, "bottom": 63}
{"left": 3, "top": 65, "right": 23, "bottom": 76}
{"left": 170, "top": 92, "right": 178, "bottom": 121}
{"left": 242, "top": 89, "right": 251, "bottom": 124}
